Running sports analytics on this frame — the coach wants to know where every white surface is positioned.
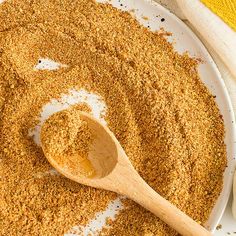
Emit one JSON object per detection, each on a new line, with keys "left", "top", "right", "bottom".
{"left": 153, "top": 0, "right": 186, "bottom": 19}
{"left": 215, "top": 195, "right": 236, "bottom": 236}
{"left": 34, "top": 58, "right": 67, "bottom": 70}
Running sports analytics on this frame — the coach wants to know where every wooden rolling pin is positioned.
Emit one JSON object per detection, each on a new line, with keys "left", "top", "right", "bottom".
{"left": 176, "top": 0, "right": 236, "bottom": 78}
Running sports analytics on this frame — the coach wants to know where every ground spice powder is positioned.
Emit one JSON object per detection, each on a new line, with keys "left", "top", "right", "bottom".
{"left": 41, "top": 107, "right": 96, "bottom": 178}
{"left": 0, "top": 0, "right": 226, "bottom": 235}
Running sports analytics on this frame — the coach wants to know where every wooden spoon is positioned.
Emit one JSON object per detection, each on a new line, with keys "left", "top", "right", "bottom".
{"left": 41, "top": 111, "right": 212, "bottom": 236}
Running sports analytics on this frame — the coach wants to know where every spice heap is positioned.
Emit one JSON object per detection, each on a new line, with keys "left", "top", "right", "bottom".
{"left": 0, "top": 0, "right": 226, "bottom": 235}
{"left": 41, "top": 107, "right": 95, "bottom": 178}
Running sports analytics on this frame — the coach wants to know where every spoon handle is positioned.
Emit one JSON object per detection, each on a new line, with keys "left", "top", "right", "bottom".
{"left": 120, "top": 171, "right": 212, "bottom": 236}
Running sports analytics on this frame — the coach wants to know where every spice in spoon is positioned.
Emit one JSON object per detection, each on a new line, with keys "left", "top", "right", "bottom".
{"left": 41, "top": 107, "right": 96, "bottom": 178}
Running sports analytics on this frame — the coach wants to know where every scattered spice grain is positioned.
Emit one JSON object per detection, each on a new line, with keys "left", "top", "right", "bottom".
{"left": 216, "top": 224, "right": 222, "bottom": 230}
{"left": 142, "top": 16, "right": 149, "bottom": 21}
{"left": 0, "top": 0, "right": 227, "bottom": 235}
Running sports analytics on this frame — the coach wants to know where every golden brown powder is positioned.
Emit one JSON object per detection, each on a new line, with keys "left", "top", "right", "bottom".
{"left": 0, "top": 0, "right": 226, "bottom": 235}
{"left": 41, "top": 107, "right": 96, "bottom": 178}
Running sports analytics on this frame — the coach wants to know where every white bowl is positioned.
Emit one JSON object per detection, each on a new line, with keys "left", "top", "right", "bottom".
{"left": 96, "top": 0, "right": 236, "bottom": 232}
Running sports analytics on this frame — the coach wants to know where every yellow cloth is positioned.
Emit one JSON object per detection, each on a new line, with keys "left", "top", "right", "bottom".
{"left": 201, "top": 0, "right": 236, "bottom": 31}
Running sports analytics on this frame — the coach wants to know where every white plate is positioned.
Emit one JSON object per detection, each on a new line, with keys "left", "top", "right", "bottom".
{"left": 23, "top": 0, "right": 235, "bottom": 234}
{"left": 95, "top": 0, "right": 236, "bottom": 233}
